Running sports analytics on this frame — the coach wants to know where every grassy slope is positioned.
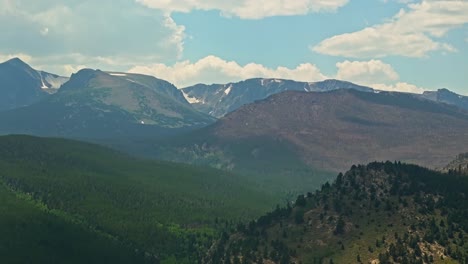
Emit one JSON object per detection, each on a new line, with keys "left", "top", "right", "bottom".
{"left": 0, "top": 135, "right": 274, "bottom": 262}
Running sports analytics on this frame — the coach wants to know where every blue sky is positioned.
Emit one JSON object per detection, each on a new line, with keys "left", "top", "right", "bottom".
{"left": 0, "top": 0, "right": 467, "bottom": 94}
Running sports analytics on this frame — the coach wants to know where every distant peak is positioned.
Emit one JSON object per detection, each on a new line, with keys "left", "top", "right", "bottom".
{"left": 72, "top": 68, "right": 109, "bottom": 79}
{"left": 60, "top": 69, "right": 105, "bottom": 91}
{"left": 6, "top": 57, "right": 24, "bottom": 63}
{"left": 74, "top": 68, "right": 102, "bottom": 74}
{"left": 437, "top": 88, "right": 453, "bottom": 93}
{"left": 2, "top": 57, "right": 32, "bottom": 68}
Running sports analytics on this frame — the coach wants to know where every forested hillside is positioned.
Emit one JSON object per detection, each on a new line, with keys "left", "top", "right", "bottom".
{"left": 208, "top": 162, "right": 468, "bottom": 264}
{"left": 0, "top": 135, "right": 274, "bottom": 263}
{"left": 0, "top": 183, "right": 145, "bottom": 263}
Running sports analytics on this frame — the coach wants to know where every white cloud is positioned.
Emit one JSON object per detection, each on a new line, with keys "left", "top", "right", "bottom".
{"left": 372, "top": 82, "right": 425, "bottom": 94}
{"left": 62, "top": 64, "right": 89, "bottom": 76}
{"left": 128, "top": 55, "right": 327, "bottom": 87}
{"left": 162, "top": 14, "right": 186, "bottom": 59}
{"left": 335, "top": 59, "right": 426, "bottom": 93}
{"left": 313, "top": 0, "right": 468, "bottom": 58}
{"left": 128, "top": 56, "right": 427, "bottom": 94}
{"left": 135, "top": 0, "right": 349, "bottom": 19}
{"left": 336, "top": 60, "right": 399, "bottom": 84}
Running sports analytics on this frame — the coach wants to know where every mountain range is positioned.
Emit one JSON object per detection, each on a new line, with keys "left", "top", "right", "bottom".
{"left": 181, "top": 78, "right": 374, "bottom": 118}
{"left": 1, "top": 57, "right": 468, "bottom": 263}
{"left": 182, "top": 78, "right": 468, "bottom": 118}
{"left": 2, "top": 58, "right": 466, "bottom": 192}
{"left": 1, "top": 58, "right": 467, "bottom": 188}
{"left": 1, "top": 57, "right": 467, "bottom": 124}
{"left": 154, "top": 89, "right": 468, "bottom": 177}
{"left": 0, "top": 63, "right": 214, "bottom": 139}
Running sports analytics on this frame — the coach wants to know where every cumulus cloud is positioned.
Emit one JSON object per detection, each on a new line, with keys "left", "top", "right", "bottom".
{"left": 128, "top": 56, "right": 426, "bottom": 94}
{"left": 313, "top": 0, "right": 468, "bottom": 58}
{"left": 135, "top": 0, "right": 349, "bottom": 19}
{"left": 60, "top": 64, "right": 89, "bottom": 76}
{"left": 128, "top": 55, "right": 327, "bottom": 87}
{"left": 372, "top": 82, "right": 425, "bottom": 94}
{"left": 336, "top": 60, "right": 399, "bottom": 84}
{"left": 335, "top": 59, "right": 426, "bottom": 93}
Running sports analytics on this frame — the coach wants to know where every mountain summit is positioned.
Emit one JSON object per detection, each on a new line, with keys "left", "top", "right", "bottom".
{"left": 0, "top": 58, "right": 68, "bottom": 111}
{"left": 421, "top": 88, "right": 468, "bottom": 111}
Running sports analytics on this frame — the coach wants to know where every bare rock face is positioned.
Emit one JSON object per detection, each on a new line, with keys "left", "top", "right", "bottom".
{"left": 442, "top": 153, "right": 468, "bottom": 175}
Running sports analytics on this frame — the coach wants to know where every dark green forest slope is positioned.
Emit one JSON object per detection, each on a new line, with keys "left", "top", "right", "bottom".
{"left": 0, "top": 135, "right": 274, "bottom": 263}
{"left": 0, "top": 183, "right": 145, "bottom": 263}
{"left": 209, "top": 162, "right": 468, "bottom": 264}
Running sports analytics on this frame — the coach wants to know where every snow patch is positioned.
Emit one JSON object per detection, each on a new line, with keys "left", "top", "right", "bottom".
{"left": 40, "top": 79, "right": 48, "bottom": 89}
{"left": 182, "top": 91, "right": 203, "bottom": 104}
{"left": 37, "top": 71, "right": 49, "bottom": 89}
{"left": 224, "top": 84, "right": 232, "bottom": 95}
{"left": 261, "top": 79, "right": 282, "bottom": 86}
{"left": 109, "top": 73, "right": 127, "bottom": 77}
{"left": 44, "top": 74, "right": 68, "bottom": 89}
